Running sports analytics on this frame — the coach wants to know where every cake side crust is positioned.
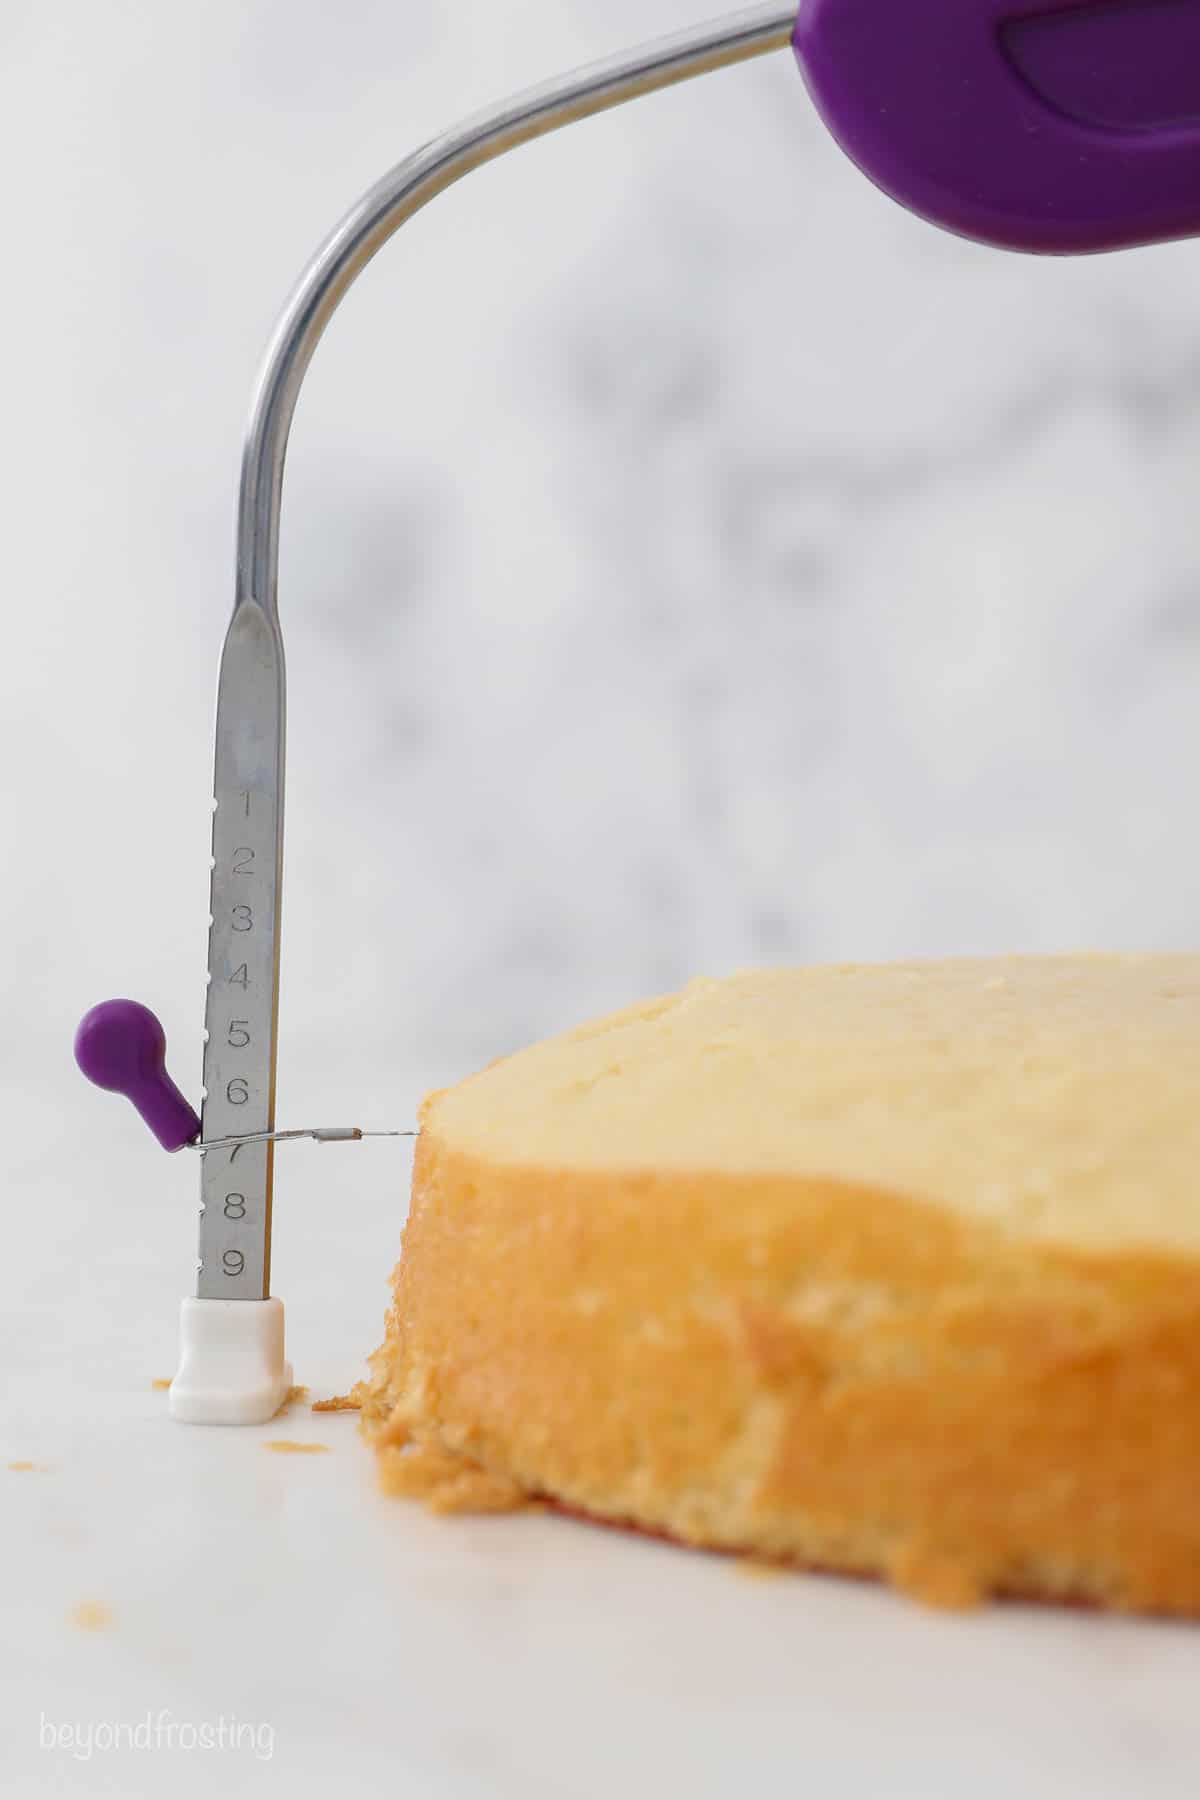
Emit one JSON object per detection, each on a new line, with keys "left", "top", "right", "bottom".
{"left": 361, "top": 1122, "right": 1200, "bottom": 1614}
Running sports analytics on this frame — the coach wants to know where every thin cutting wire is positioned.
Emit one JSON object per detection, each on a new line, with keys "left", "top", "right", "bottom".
{"left": 193, "top": 1126, "right": 418, "bottom": 1157}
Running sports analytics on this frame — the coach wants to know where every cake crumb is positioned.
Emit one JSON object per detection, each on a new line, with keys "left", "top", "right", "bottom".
{"left": 69, "top": 1601, "right": 112, "bottom": 1632}
{"left": 377, "top": 1441, "right": 527, "bottom": 1514}
{"left": 8, "top": 1460, "right": 44, "bottom": 1473}
{"left": 734, "top": 1555, "right": 788, "bottom": 1582}
{"left": 264, "top": 1440, "right": 328, "bottom": 1455}
{"left": 271, "top": 1384, "right": 309, "bottom": 1418}
{"left": 151, "top": 1378, "right": 172, "bottom": 1391}
{"left": 889, "top": 1543, "right": 985, "bottom": 1612}
{"left": 312, "top": 1392, "right": 360, "bottom": 1413}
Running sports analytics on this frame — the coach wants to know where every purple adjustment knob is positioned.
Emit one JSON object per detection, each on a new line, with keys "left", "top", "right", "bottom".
{"left": 75, "top": 999, "right": 201, "bottom": 1152}
{"left": 793, "top": 0, "right": 1200, "bottom": 254}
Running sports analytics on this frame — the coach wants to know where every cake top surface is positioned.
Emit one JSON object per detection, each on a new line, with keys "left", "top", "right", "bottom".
{"left": 427, "top": 954, "right": 1200, "bottom": 1254}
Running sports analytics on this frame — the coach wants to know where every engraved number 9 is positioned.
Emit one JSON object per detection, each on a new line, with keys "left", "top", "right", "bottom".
{"left": 222, "top": 1250, "right": 245, "bottom": 1278}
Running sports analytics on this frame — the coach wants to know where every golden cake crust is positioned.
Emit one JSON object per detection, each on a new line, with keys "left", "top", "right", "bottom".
{"left": 361, "top": 954, "right": 1200, "bottom": 1612}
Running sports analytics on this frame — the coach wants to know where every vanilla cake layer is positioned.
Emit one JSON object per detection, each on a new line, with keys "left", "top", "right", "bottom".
{"left": 362, "top": 954, "right": 1200, "bottom": 1611}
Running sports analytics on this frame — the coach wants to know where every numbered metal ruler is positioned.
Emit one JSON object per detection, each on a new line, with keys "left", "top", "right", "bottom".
{"left": 198, "top": 598, "right": 285, "bottom": 1300}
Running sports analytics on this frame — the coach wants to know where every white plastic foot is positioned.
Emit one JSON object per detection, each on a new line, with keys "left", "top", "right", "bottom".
{"left": 170, "top": 1296, "right": 292, "bottom": 1425}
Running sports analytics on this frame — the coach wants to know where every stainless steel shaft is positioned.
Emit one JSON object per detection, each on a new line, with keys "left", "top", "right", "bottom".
{"left": 198, "top": 602, "right": 285, "bottom": 1298}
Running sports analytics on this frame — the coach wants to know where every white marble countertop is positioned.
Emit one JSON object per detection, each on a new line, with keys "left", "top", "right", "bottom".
{"left": 6, "top": 1193, "right": 1200, "bottom": 1799}
{"left": 7, "top": 1, "right": 1200, "bottom": 1790}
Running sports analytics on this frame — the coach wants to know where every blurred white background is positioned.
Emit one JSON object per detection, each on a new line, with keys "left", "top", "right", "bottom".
{"left": 5, "top": 6, "right": 1200, "bottom": 1793}
{"left": 3, "top": 0, "right": 1199, "bottom": 1337}
{"left": 7, "top": 0, "right": 1200, "bottom": 1356}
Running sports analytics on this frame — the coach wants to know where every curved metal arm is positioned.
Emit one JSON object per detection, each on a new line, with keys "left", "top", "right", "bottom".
{"left": 200, "top": 6, "right": 797, "bottom": 1301}
{"left": 236, "top": 2, "right": 797, "bottom": 614}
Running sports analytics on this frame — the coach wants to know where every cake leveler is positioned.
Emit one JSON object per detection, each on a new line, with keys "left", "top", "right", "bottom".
{"left": 74, "top": 0, "right": 1200, "bottom": 1422}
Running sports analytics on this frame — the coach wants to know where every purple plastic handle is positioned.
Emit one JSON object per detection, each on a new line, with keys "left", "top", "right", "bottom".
{"left": 75, "top": 1000, "right": 201, "bottom": 1152}
{"left": 793, "top": 0, "right": 1200, "bottom": 253}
